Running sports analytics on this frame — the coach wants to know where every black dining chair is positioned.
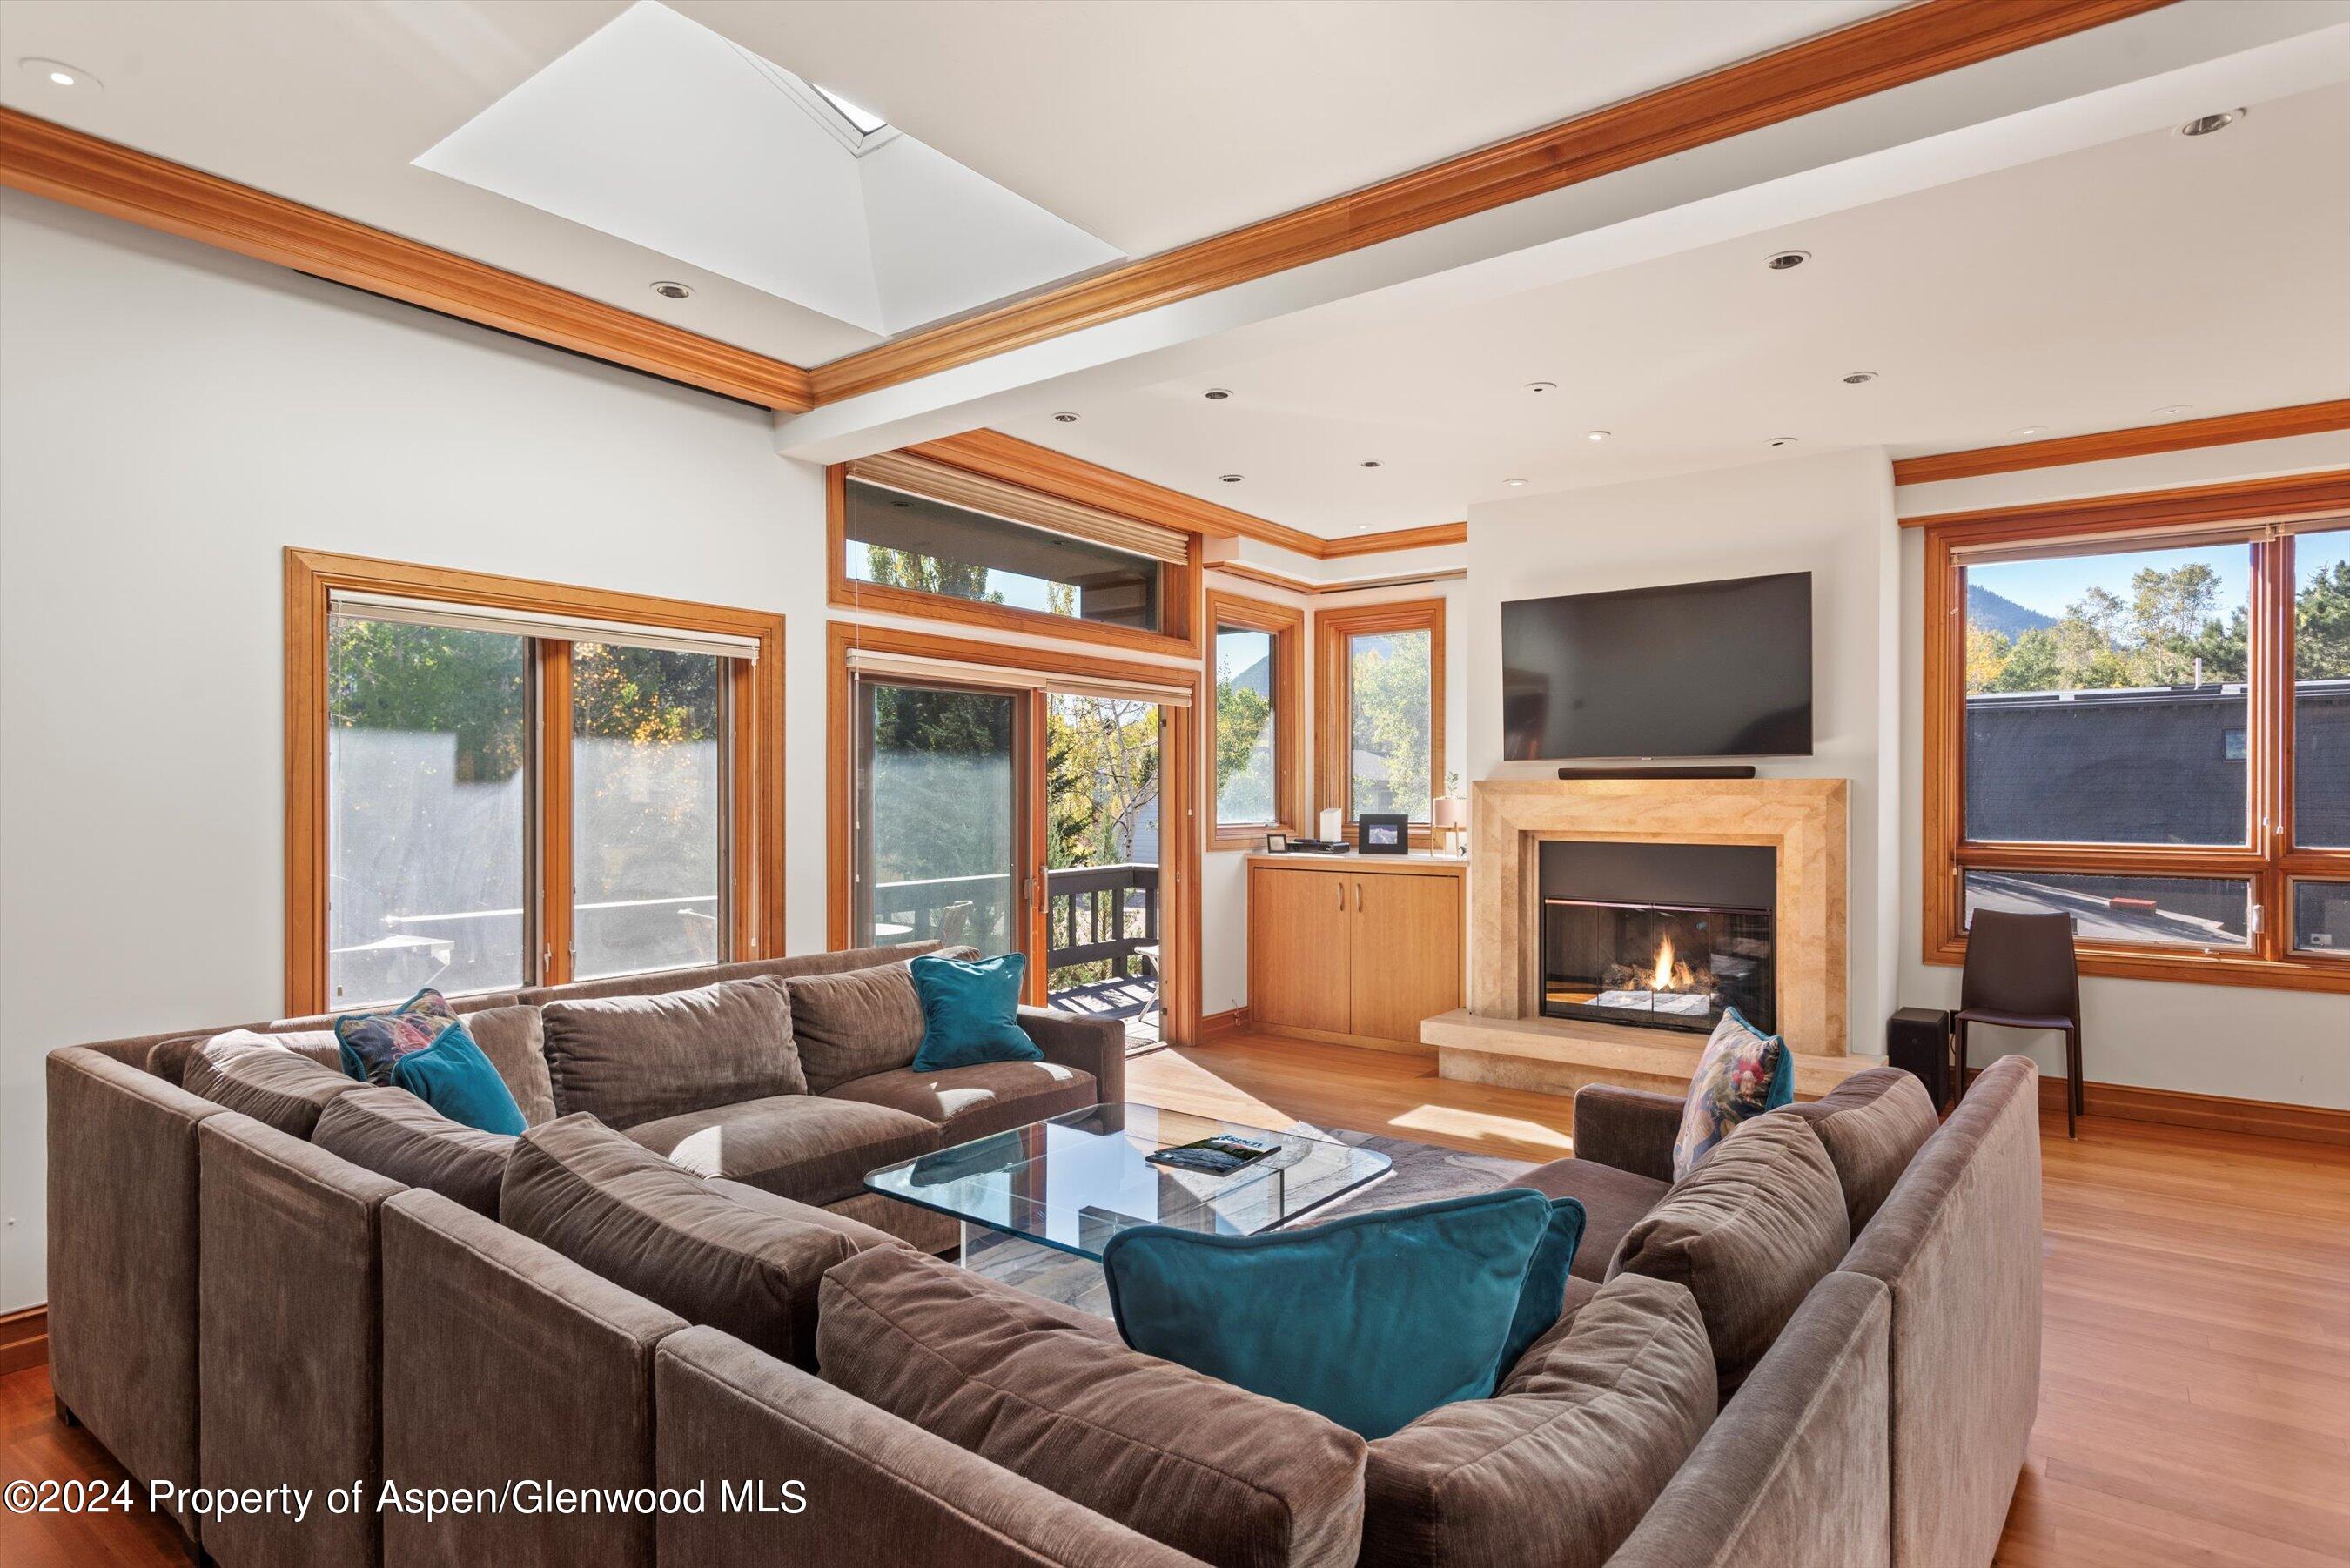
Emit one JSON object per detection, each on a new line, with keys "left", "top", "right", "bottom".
{"left": 1955, "top": 909, "right": 2084, "bottom": 1138}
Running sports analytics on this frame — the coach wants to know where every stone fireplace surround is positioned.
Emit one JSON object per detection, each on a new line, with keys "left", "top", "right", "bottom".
{"left": 1423, "top": 776, "right": 1879, "bottom": 1100}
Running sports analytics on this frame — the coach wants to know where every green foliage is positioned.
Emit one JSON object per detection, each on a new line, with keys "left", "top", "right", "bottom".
{"left": 2299, "top": 557, "right": 2350, "bottom": 678}
{"left": 1048, "top": 695, "right": 1158, "bottom": 870}
{"left": 1214, "top": 681, "right": 1272, "bottom": 812}
{"left": 1966, "top": 563, "right": 2254, "bottom": 694}
{"left": 328, "top": 618, "right": 526, "bottom": 782}
{"left": 856, "top": 542, "right": 1003, "bottom": 603}
{"left": 1349, "top": 629, "right": 1433, "bottom": 817}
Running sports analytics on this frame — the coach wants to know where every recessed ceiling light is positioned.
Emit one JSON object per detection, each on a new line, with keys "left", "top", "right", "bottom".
{"left": 1219, "top": 473, "right": 1245, "bottom": 484}
{"left": 1767, "top": 251, "right": 1810, "bottom": 271}
{"left": 649, "top": 280, "right": 694, "bottom": 299}
{"left": 1586, "top": 430, "right": 1611, "bottom": 442}
{"left": 1360, "top": 459, "right": 1381, "bottom": 468}
{"left": 1768, "top": 436, "right": 1800, "bottom": 447}
{"left": 2152, "top": 404, "right": 2193, "bottom": 418}
{"left": 1503, "top": 478, "right": 1528, "bottom": 487}
{"left": 1842, "top": 371, "right": 1878, "bottom": 385}
{"left": 1355, "top": 525, "right": 1371, "bottom": 532}
{"left": 1051, "top": 412, "right": 1079, "bottom": 423}
{"left": 2011, "top": 426, "right": 2046, "bottom": 437}
{"left": 1525, "top": 381, "right": 1558, "bottom": 394}
{"left": 1204, "top": 388, "right": 1232, "bottom": 401}
{"left": 2179, "top": 109, "right": 2245, "bottom": 137}
{"left": 21, "top": 57, "right": 98, "bottom": 90}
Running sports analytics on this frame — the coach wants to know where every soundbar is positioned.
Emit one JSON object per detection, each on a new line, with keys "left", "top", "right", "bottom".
{"left": 1555, "top": 765, "right": 1759, "bottom": 781}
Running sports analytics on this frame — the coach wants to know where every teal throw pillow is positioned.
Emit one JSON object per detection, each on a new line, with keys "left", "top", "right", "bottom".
{"left": 388, "top": 1019, "right": 527, "bottom": 1136}
{"left": 1672, "top": 1006, "right": 1795, "bottom": 1181}
{"left": 910, "top": 953, "right": 1042, "bottom": 1073}
{"left": 334, "top": 987, "right": 457, "bottom": 1085}
{"left": 1501, "top": 1196, "right": 1587, "bottom": 1374}
{"left": 1101, "top": 1188, "right": 1572, "bottom": 1438}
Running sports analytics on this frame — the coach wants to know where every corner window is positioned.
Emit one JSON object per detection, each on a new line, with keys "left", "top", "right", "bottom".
{"left": 1206, "top": 592, "right": 1302, "bottom": 847}
{"left": 1318, "top": 599, "right": 1446, "bottom": 838}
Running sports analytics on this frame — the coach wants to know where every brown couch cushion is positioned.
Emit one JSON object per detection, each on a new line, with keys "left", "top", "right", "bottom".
{"left": 1783, "top": 1067, "right": 1940, "bottom": 1234}
{"left": 819, "top": 1248, "right": 1368, "bottom": 1568}
{"left": 823, "top": 1059, "right": 1098, "bottom": 1142}
{"left": 1361, "top": 1274, "right": 1716, "bottom": 1568}
{"left": 785, "top": 960, "right": 926, "bottom": 1093}
{"left": 1506, "top": 1156, "right": 1670, "bottom": 1283}
{"left": 540, "top": 975, "right": 803, "bottom": 1129}
{"left": 1608, "top": 1111, "right": 1850, "bottom": 1402}
{"left": 183, "top": 1033, "right": 356, "bottom": 1137}
{"left": 315, "top": 1085, "right": 515, "bottom": 1216}
{"left": 153, "top": 1025, "right": 340, "bottom": 1086}
{"left": 501, "top": 1114, "right": 900, "bottom": 1368}
{"left": 625, "top": 1094, "right": 943, "bottom": 1206}
{"left": 463, "top": 1004, "right": 555, "bottom": 1127}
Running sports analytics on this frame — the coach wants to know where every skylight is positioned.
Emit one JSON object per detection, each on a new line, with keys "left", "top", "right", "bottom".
{"left": 413, "top": 1, "right": 1121, "bottom": 338}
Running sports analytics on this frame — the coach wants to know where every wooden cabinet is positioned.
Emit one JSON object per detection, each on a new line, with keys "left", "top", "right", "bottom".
{"left": 1246, "top": 855, "right": 1463, "bottom": 1049}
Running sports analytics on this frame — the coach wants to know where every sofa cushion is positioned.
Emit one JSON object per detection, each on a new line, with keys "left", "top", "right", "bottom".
{"left": 624, "top": 1094, "right": 941, "bottom": 1206}
{"left": 784, "top": 960, "right": 926, "bottom": 1094}
{"left": 1361, "top": 1274, "right": 1716, "bottom": 1568}
{"left": 501, "top": 1114, "right": 900, "bottom": 1368}
{"left": 1507, "top": 1156, "right": 1670, "bottom": 1283}
{"left": 1608, "top": 1111, "right": 1850, "bottom": 1402}
{"left": 1783, "top": 1066, "right": 1941, "bottom": 1234}
{"left": 822, "top": 1058, "right": 1098, "bottom": 1143}
{"left": 540, "top": 975, "right": 803, "bottom": 1129}
{"left": 819, "top": 1247, "right": 1368, "bottom": 1568}
{"left": 315, "top": 1084, "right": 515, "bottom": 1216}
{"left": 461, "top": 1004, "right": 555, "bottom": 1127}
{"left": 184, "top": 1033, "right": 357, "bottom": 1137}
{"left": 1102, "top": 1189, "right": 1580, "bottom": 1441}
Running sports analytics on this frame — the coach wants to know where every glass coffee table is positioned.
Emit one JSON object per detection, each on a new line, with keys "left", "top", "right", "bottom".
{"left": 864, "top": 1104, "right": 1393, "bottom": 1304}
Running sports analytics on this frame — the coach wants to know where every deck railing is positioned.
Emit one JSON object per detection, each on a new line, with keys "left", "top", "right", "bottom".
{"left": 863, "top": 863, "right": 1161, "bottom": 982}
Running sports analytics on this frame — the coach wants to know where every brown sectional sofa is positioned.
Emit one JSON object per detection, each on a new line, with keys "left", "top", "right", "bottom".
{"left": 44, "top": 944, "right": 2041, "bottom": 1568}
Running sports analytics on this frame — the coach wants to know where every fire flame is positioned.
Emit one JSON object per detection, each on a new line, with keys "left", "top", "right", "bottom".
{"left": 1650, "top": 936, "right": 1676, "bottom": 991}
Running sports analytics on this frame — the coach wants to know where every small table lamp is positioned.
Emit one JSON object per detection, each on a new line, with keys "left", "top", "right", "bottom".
{"left": 1432, "top": 795, "right": 1467, "bottom": 855}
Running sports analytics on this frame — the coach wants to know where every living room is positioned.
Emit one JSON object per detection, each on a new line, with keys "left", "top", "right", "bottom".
{"left": 3, "top": 3, "right": 2346, "bottom": 1566}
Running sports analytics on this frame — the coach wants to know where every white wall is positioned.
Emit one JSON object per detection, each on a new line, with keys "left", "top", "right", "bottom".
{"left": 1463, "top": 449, "right": 1905, "bottom": 1047}
{"left": 1896, "top": 444, "right": 2350, "bottom": 1110}
{"left": 0, "top": 192, "right": 836, "bottom": 1311}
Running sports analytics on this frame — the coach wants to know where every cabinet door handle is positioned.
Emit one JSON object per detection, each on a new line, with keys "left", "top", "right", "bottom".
{"left": 1334, "top": 880, "right": 1343, "bottom": 912}
{"left": 1355, "top": 881, "right": 1364, "bottom": 912}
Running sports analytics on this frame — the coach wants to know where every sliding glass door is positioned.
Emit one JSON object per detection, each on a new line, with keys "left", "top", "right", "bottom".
{"left": 852, "top": 677, "right": 1029, "bottom": 957}
{"left": 1044, "top": 693, "right": 1165, "bottom": 1042}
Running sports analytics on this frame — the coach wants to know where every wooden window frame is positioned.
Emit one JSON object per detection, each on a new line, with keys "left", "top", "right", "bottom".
{"left": 1918, "top": 472, "right": 2350, "bottom": 995}
{"left": 824, "top": 620, "right": 1204, "bottom": 1047}
{"left": 1315, "top": 598, "right": 1447, "bottom": 848}
{"left": 285, "top": 548, "right": 785, "bottom": 1015}
{"left": 826, "top": 463, "right": 1204, "bottom": 661}
{"left": 1205, "top": 590, "right": 1306, "bottom": 850}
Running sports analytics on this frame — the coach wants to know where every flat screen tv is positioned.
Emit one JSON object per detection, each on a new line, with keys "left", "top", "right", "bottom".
{"left": 1501, "top": 572, "right": 1812, "bottom": 761}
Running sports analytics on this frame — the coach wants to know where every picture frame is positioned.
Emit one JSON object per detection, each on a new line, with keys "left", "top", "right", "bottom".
{"left": 1265, "top": 832, "right": 1289, "bottom": 854}
{"left": 1357, "top": 813, "right": 1409, "bottom": 854}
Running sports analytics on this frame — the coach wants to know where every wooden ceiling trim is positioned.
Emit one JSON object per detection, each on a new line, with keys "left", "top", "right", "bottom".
{"left": 805, "top": 0, "right": 2175, "bottom": 404}
{"left": 1319, "top": 521, "right": 1467, "bottom": 558}
{"left": 0, "top": 108, "right": 816, "bottom": 411}
{"left": 1891, "top": 399, "right": 2350, "bottom": 487}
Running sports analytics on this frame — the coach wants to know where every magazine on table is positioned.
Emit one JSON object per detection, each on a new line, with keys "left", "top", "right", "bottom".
{"left": 1145, "top": 1133, "right": 1279, "bottom": 1177}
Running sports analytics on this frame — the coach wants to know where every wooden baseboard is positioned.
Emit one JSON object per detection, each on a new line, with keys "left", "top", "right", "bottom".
{"left": 1198, "top": 1007, "right": 1250, "bottom": 1042}
{"left": 1248, "top": 1021, "right": 1436, "bottom": 1057}
{"left": 2026, "top": 1075, "right": 2349, "bottom": 1147}
{"left": 0, "top": 1306, "right": 47, "bottom": 1377}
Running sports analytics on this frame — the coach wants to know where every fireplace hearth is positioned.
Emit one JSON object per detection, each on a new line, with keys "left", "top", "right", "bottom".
{"left": 1540, "top": 841, "right": 1775, "bottom": 1035}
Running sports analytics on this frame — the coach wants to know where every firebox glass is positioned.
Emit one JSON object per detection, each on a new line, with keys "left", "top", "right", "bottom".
{"left": 1541, "top": 899, "right": 1775, "bottom": 1036}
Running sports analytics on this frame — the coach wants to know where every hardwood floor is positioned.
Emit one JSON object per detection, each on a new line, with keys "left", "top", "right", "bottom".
{"left": 4, "top": 1031, "right": 2345, "bottom": 1567}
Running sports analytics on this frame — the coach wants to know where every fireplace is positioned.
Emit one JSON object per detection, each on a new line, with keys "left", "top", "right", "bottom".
{"left": 1539, "top": 841, "right": 1776, "bottom": 1035}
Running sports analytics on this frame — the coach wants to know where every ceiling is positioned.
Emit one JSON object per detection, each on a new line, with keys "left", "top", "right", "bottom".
{"left": 0, "top": 0, "right": 1890, "bottom": 365}
{"left": 997, "top": 77, "right": 2350, "bottom": 536}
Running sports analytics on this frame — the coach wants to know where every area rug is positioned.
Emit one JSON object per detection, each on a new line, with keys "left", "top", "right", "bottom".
{"left": 962, "top": 1126, "right": 1538, "bottom": 1315}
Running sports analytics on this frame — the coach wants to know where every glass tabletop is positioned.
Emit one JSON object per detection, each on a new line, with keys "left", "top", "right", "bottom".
{"left": 863, "top": 1102, "right": 1393, "bottom": 1262}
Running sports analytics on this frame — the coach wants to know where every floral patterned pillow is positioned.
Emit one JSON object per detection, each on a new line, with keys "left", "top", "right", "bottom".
{"left": 334, "top": 988, "right": 459, "bottom": 1085}
{"left": 1672, "top": 1008, "right": 1795, "bottom": 1181}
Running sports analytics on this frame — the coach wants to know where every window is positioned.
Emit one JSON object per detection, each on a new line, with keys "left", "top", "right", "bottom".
{"left": 1922, "top": 477, "right": 2350, "bottom": 993}
{"left": 1206, "top": 591, "right": 1303, "bottom": 848}
{"left": 829, "top": 450, "right": 1199, "bottom": 657}
{"left": 1317, "top": 599, "right": 1446, "bottom": 841}
{"left": 289, "top": 552, "right": 783, "bottom": 1013}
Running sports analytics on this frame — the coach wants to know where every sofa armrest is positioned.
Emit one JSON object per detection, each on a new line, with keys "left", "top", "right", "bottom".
{"left": 1017, "top": 1007, "right": 1124, "bottom": 1105}
{"left": 655, "top": 1325, "right": 1205, "bottom": 1567}
{"left": 1572, "top": 1085, "right": 1683, "bottom": 1183}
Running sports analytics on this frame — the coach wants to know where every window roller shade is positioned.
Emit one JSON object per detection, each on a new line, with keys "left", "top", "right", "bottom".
{"left": 1952, "top": 509, "right": 2350, "bottom": 565}
{"left": 846, "top": 647, "right": 1192, "bottom": 707}
{"left": 847, "top": 452, "right": 1192, "bottom": 565}
{"left": 329, "top": 591, "right": 761, "bottom": 661}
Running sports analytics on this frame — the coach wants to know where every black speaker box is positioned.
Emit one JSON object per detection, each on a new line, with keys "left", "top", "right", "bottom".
{"left": 1886, "top": 1007, "right": 1953, "bottom": 1110}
